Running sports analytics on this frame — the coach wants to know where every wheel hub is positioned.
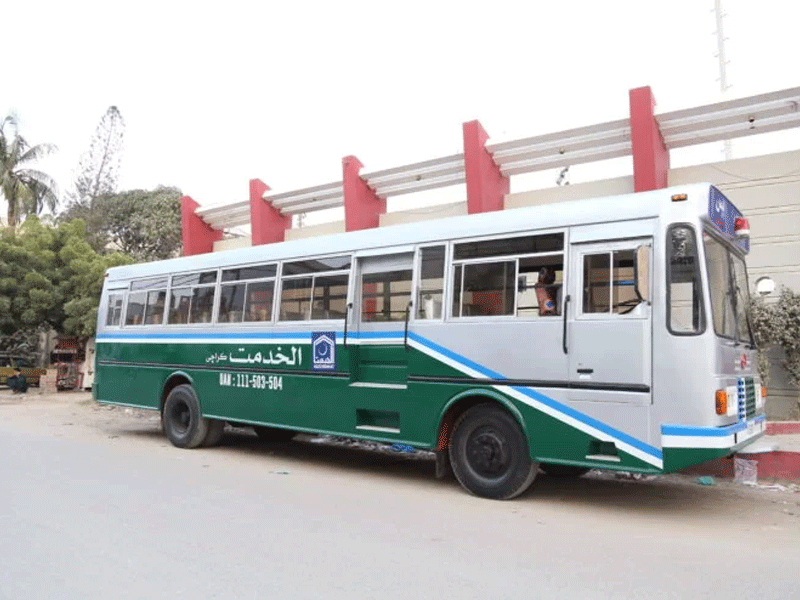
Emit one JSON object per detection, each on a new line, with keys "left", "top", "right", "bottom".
{"left": 466, "top": 430, "right": 509, "bottom": 478}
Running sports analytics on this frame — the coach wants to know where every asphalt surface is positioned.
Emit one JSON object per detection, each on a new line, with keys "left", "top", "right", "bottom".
{"left": 1, "top": 391, "right": 799, "bottom": 600}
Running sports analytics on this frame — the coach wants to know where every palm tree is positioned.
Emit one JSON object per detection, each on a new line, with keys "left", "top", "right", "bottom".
{"left": 0, "top": 115, "right": 58, "bottom": 226}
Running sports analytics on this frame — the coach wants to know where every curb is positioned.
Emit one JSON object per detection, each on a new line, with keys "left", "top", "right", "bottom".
{"left": 682, "top": 450, "right": 800, "bottom": 481}
{"left": 766, "top": 422, "right": 800, "bottom": 435}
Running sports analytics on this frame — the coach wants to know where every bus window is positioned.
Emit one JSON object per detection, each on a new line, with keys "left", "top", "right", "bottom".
{"left": 168, "top": 271, "right": 218, "bottom": 325}
{"left": 517, "top": 257, "right": 563, "bottom": 317}
{"left": 189, "top": 287, "right": 215, "bottom": 323}
{"left": 455, "top": 261, "right": 515, "bottom": 317}
{"left": 581, "top": 250, "right": 638, "bottom": 315}
{"left": 280, "top": 277, "right": 313, "bottom": 320}
{"left": 362, "top": 270, "right": 413, "bottom": 322}
{"left": 125, "top": 277, "right": 168, "bottom": 326}
{"left": 125, "top": 292, "right": 146, "bottom": 325}
{"left": 452, "top": 233, "right": 564, "bottom": 318}
{"left": 144, "top": 290, "right": 167, "bottom": 325}
{"left": 244, "top": 281, "right": 275, "bottom": 322}
{"left": 311, "top": 274, "right": 349, "bottom": 319}
{"left": 279, "top": 255, "right": 350, "bottom": 321}
{"left": 703, "top": 231, "right": 751, "bottom": 344}
{"left": 453, "top": 233, "right": 563, "bottom": 259}
{"left": 106, "top": 293, "right": 124, "bottom": 326}
{"left": 416, "top": 245, "right": 445, "bottom": 320}
{"left": 218, "top": 264, "right": 277, "bottom": 323}
{"left": 667, "top": 225, "right": 704, "bottom": 334}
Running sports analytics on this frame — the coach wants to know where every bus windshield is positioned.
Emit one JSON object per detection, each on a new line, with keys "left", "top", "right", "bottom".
{"left": 703, "top": 231, "right": 754, "bottom": 347}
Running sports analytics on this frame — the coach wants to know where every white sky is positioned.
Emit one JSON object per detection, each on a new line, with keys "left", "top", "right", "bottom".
{"left": 3, "top": 0, "right": 799, "bottom": 218}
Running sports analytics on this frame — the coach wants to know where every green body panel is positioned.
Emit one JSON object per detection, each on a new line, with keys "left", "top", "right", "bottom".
{"left": 96, "top": 338, "right": 745, "bottom": 475}
{"left": 662, "top": 447, "right": 734, "bottom": 472}
{"left": 661, "top": 432, "right": 764, "bottom": 472}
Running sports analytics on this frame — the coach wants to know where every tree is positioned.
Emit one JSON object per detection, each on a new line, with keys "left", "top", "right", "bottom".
{"left": 0, "top": 217, "right": 132, "bottom": 342}
{"left": 64, "top": 106, "right": 125, "bottom": 212}
{"left": 90, "top": 186, "right": 183, "bottom": 261}
{"left": 0, "top": 115, "right": 58, "bottom": 226}
{"left": 751, "top": 288, "right": 800, "bottom": 388}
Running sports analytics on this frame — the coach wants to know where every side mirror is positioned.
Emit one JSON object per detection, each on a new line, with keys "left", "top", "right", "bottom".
{"left": 755, "top": 276, "right": 775, "bottom": 297}
{"left": 634, "top": 245, "right": 651, "bottom": 304}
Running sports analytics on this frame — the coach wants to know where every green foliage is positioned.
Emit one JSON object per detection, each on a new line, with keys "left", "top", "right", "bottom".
{"left": 0, "top": 216, "right": 133, "bottom": 339}
{"left": 61, "top": 186, "right": 183, "bottom": 261}
{"left": 0, "top": 328, "right": 39, "bottom": 358}
{"left": 750, "top": 288, "right": 800, "bottom": 387}
{"left": 0, "top": 115, "right": 58, "bottom": 225}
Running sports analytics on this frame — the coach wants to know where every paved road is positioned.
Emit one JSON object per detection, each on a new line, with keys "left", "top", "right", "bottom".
{"left": 1, "top": 392, "right": 799, "bottom": 600}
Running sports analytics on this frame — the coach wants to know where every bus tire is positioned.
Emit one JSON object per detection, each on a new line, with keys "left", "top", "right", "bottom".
{"left": 253, "top": 425, "right": 295, "bottom": 442}
{"left": 202, "top": 419, "right": 226, "bottom": 447}
{"left": 162, "top": 385, "right": 209, "bottom": 449}
{"left": 540, "top": 464, "right": 590, "bottom": 478}
{"left": 449, "top": 403, "right": 537, "bottom": 500}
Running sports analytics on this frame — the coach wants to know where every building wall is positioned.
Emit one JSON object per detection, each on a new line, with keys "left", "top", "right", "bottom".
{"left": 379, "top": 201, "right": 467, "bottom": 226}
{"left": 213, "top": 235, "right": 252, "bottom": 252}
{"left": 285, "top": 221, "right": 346, "bottom": 241}
{"left": 506, "top": 175, "right": 635, "bottom": 209}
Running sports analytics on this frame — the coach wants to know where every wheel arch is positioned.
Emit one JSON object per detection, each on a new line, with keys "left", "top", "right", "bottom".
{"left": 435, "top": 388, "right": 528, "bottom": 452}
{"left": 161, "top": 371, "right": 195, "bottom": 412}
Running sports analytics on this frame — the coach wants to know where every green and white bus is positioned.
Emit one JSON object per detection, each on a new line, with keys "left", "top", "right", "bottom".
{"left": 95, "top": 183, "right": 766, "bottom": 499}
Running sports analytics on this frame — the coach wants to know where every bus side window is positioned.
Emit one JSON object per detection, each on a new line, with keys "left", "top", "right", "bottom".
{"left": 452, "top": 232, "right": 564, "bottom": 318}
{"left": 582, "top": 250, "right": 640, "bottom": 315}
{"left": 362, "top": 270, "right": 413, "bottom": 322}
{"left": 517, "top": 257, "right": 563, "bottom": 317}
{"left": 279, "top": 256, "right": 351, "bottom": 321}
{"left": 416, "top": 246, "right": 445, "bottom": 320}
{"left": 167, "top": 271, "right": 218, "bottom": 325}
{"left": 106, "top": 293, "right": 124, "bottom": 326}
{"left": 668, "top": 226, "right": 704, "bottom": 334}
{"left": 125, "top": 292, "right": 147, "bottom": 325}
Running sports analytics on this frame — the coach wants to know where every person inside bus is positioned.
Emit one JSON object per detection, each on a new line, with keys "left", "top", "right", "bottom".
{"left": 7, "top": 368, "right": 28, "bottom": 394}
{"left": 535, "top": 267, "right": 558, "bottom": 316}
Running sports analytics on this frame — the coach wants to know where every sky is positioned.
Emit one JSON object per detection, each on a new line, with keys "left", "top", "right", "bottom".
{"left": 2, "top": 0, "right": 799, "bottom": 221}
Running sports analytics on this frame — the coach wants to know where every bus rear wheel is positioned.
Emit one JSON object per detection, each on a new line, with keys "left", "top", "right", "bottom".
{"left": 449, "top": 403, "right": 538, "bottom": 500}
{"left": 163, "top": 384, "right": 209, "bottom": 449}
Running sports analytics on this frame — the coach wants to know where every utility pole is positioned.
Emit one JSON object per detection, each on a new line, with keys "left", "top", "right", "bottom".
{"left": 714, "top": 0, "right": 732, "bottom": 160}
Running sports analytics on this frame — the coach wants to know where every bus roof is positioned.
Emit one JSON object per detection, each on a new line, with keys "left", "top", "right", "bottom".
{"left": 105, "top": 182, "right": 717, "bottom": 283}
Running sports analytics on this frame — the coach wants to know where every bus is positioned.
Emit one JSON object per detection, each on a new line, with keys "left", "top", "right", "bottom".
{"left": 95, "top": 182, "right": 766, "bottom": 499}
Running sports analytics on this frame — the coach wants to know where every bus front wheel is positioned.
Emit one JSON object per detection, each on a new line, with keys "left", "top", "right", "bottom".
{"left": 163, "top": 385, "right": 209, "bottom": 449}
{"left": 449, "top": 403, "right": 538, "bottom": 500}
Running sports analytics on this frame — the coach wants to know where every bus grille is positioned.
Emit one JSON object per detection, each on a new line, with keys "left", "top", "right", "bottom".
{"left": 737, "top": 377, "right": 756, "bottom": 420}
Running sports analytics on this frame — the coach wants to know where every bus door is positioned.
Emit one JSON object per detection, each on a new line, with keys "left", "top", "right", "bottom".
{"left": 566, "top": 238, "right": 653, "bottom": 406}
{"left": 350, "top": 251, "right": 415, "bottom": 387}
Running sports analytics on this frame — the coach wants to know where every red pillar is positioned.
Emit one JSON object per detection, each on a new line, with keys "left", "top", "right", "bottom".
{"left": 629, "top": 86, "right": 670, "bottom": 192}
{"left": 343, "top": 155, "right": 385, "bottom": 231}
{"left": 250, "top": 178, "right": 290, "bottom": 245}
{"left": 181, "top": 195, "right": 222, "bottom": 256}
{"left": 462, "top": 120, "right": 509, "bottom": 214}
